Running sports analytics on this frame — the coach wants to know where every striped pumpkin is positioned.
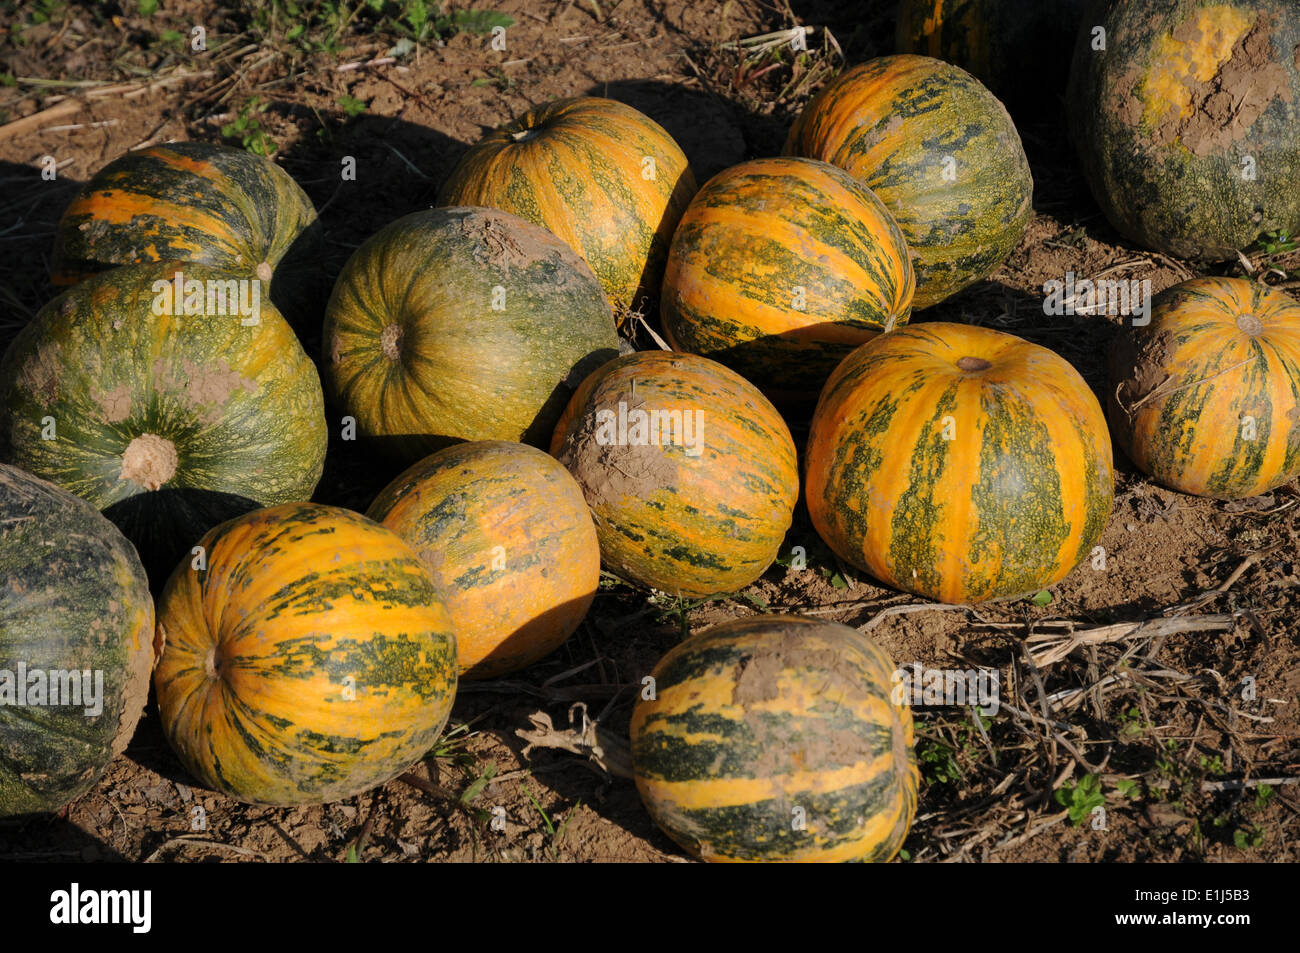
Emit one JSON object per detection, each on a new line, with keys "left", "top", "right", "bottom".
{"left": 0, "top": 261, "right": 327, "bottom": 583}
{"left": 437, "top": 97, "right": 697, "bottom": 313}
{"left": 0, "top": 465, "right": 154, "bottom": 817}
{"left": 806, "top": 322, "right": 1113, "bottom": 604}
{"left": 323, "top": 207, "right": 619, "bottom": 463}
{"left": 630, "top": 614, "right": 918, "bottom": 863}
{"left": 1109, "top": 278, "right": 1300, "bottom": 499}
{"left": 51, "top": 141, "right": 321, "bottom": 324}
{"left": 367, "top": 441, "right": 600, "bottom": 679}
{"left": 1067, "top": 0, "right": 1300, "bottom": 260}
{"left": 153, "top": 502, "right": 458, "bottom": 806}
{"left": 661, "top": 156, "right": 914, "bottom": 403}
{"left": 784, "top": 55, "right": 1032, "bottom": 309}
{"left": 550, "top": 351, "right": 798, "bottom": 598}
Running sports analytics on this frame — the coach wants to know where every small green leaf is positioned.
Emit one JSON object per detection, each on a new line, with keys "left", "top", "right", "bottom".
{"left": 1115, "top": 778, "right": 1140, "bottom": 799}
{"left": 337, "top": 94, "right": 367, "bottom": 116}
{"left": 345, "top": 844, "right": 359, "bottom": 863}
{"left": 460, "top": 762, "right": 497, "bottom": 804}
{"left": 830, "top": 572, "right": 848, "bottom": 590}
{"left": 1029, "top": 589, "right": 1053, "bottom": 606}
{"left": 138, "top": 0, "right": 158, "bottom": 15}
{"left": 451, "top": 9, "right": 515, "bottom": 33}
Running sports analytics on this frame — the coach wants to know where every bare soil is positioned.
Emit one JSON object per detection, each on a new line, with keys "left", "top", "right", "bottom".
{"left": 0, "top": 0, "right": 1297, "bottom": 864}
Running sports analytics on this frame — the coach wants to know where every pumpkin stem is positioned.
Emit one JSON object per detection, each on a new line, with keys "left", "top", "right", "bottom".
{"left": 380, "top": 323, "right": 404, "bottom": 361}
{"left": 1236, "top": 313, "right": 1263, "bottom": 335}
{"left": 510, "top": 127, "right": 540, "bottom": 142}
{"left": 204, "top": 646, "right": 222, "bottom": 680}
{"left": 956, "top": 357, "right": 993, "bottom": 372}
{"left": 120, "top": 433, "right": 178, "bottom": 491}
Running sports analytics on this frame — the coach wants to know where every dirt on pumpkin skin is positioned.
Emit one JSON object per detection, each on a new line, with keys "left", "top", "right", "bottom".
{"left": 557, "top": 389, "right": 681, "bottom": 511}
{"left": 2, "top": 0, "right": 1299, "bottom": 865}
{"left": 1113, "top": 14, "right": 1294, "bottom": 156}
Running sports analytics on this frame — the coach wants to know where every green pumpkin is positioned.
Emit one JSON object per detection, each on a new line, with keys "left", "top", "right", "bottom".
{"left": 0, "top": 261, "right": 328, "bottom": 581}
{"left": 1, "top": 464, "right": 154, "bottom": 816}
{"left": 1067, "top": 0, "right": 1300, "bottom": 259}
{"left": 323, "top": 206, "right": 620, "bottom": 463}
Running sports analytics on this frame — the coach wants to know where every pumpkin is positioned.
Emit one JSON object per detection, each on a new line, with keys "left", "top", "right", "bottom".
{"left": 550, "top": 351, "right": 798, "bottom": 598}
{"left": 1067, "top": 0, "right": 1300, "bottom": 260}
{"left": 630, "top": 614, "right": 918, "bottom": 863}
{"left": 661, "top": 156, "right": 915, "bottom": 404}
{"left": 153, "top": 502, "right": 458, "bottom": 806}
{"left": 437, "top": 97, "right": 698, "bottom": 313}
{"left": 0, "top": 261, "right": 328, "bottom": 582}
{"left": 323, "top": 207, "right": 619, "bottom": 464}
{"left": 1109, "top": 277, "right": 1300, "bottom": 499}
{"left": 50, "top": 141, "right": 322, "bottom": 324}
{"left": 784, "top": 54, "right": 1033, "bottom": 309}
{"left": 0, "top": 464, "right": 153, "bottom": 817}
{"left": 367, "top": 441, "right": 600, "bottom": 679}
{"left": 896, "top": 0, "right": 1088, "bottom": 112}
{"left": 806, "top": 322, "right": 1113, "bottom": 604}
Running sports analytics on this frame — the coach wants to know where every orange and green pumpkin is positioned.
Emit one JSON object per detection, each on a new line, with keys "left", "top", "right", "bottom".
{"left": 153, "top": 502, "right": 458, "bottom": 807}
{"left": 50, "top": 141, "right": 321, "bottom": 324}
{"left": 0, "top": 465, "right": 154, "bottom": 817}
{"left": 0, "top": 261, "right": 327, "bottom": 582}
{"left": 896, "top": 0, "right": 1088, "bottom": 113}
{"left": 1109, "top": 277, "right": 1300, "bottom": 499}
{"left": 1067, "top": 0, "right": 1300, "bottom": 261}
{"left": 367, "top": 441, "right": 600, "bottom": 680}
{"left": 437, "top": 97, "right": 698, "bottom": 313}
{"left": 806, "top": 322, "right": 1113, "bottom": 604}
{"left": 785, "top": 54, "right": 1032, "bottom": 309}
{"left": 550, "top": 351, "right": 798, "bottom": 598}
{"left": 323, "top": 207, "right": 619, "bottom": 464}
{"left": 630, "top": 614, "right": 918, "bottom": 863}
{"left": 661, "top": 156, "right": 915, "bottom": 403}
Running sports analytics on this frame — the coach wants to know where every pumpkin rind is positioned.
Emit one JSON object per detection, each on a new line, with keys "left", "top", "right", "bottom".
{"left": 1067, "top": 0, "right": 1300, "bottom": 260}
{"left": 153, "top": 502, "right": 458, "bottom": 807}
{"left": 550, "top": 351, "right": 799, "bottom": 598}
{"left": 784, "top": 54, "right": 1033, "bottom": 309}
{"left": 367, "top": 441, "right": 600, "bottom": 680}
{"left": 51, "top": 141, "right": 322, "bottom": 323}
{"left": 0, "top": 261, "right": 328, "bottom": 582}
{"left": 1109, "top": 277, "right": 1300, "bottom": 498}
{"left": 437, "top": 97, "right": 698, "bottom": 312}
{"left": 0, "top": 464, "right": 154, "bottom": 816}
{"left": 661, "top": 156, "right": 915, "bottom": 402}
{"left": 896, "top": 0, "right": 1088, "bottom": 113}
{"left": 806, "top": 322, "right": 1114, "bottom": 604}
{"left": 323, "top": 207, "right": 619, "bottom": 463}
{"left": 630, "top": 614, "right": 918, "bottom": 863}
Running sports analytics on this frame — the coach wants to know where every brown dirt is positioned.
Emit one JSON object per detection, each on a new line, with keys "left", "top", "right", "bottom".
{"left": 1, "top": 0, "right": 1297, "bottom": 865}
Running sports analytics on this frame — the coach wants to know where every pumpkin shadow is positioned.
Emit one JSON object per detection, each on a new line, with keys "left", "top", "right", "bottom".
{"left": 0, "top": 814, "right": 128, "bottom": 863}
{"left": 102, "top": 487, "right": 266, "bottom": 591}
{"left": 912, "top": 280, "right": 1116, "bottom": 395}
{"left": 0, "top": 160, "right": 83, "bottom": 354}
{"left": 275, "top": 111, "right": 470, "bottom": 359}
